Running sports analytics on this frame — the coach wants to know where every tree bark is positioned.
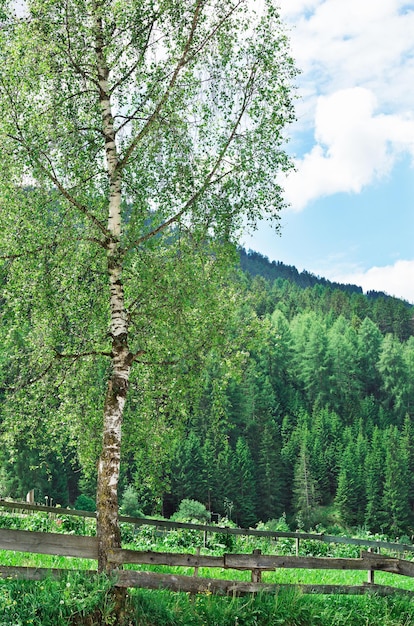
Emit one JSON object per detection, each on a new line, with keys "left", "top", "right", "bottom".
{"left": 92, "top": 0, "right": 131, "bottom": 574}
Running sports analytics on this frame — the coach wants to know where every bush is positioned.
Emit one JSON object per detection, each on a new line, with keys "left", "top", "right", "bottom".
{"left": 120, "top": 485, "right": 143, "bottom": 519}
{"left": 162, "top": 528, "right": 204, "bottom": 550}
{"left": 74, "top": 495, "right": 96, "bottom": 512}
{"left": 172, "top": 499, "right": 210, "bottom": 523}
{"left": 207, "top": 517, "right": 237, "bottom": 552}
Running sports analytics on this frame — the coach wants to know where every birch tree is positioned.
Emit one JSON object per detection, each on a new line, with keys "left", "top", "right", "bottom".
{"left": 0, "top": 0, "right": 296, "bottom": 571}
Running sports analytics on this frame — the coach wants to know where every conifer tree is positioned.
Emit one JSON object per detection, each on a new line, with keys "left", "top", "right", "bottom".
{"left": 232, "top": 437, "right": 257, "bottom": 527}
{"left": 327, "top": 316, "right": 361, "bottom": 417}
{"left": 256, "top": 421, "right": 285, "bottom": 521}
{"left": 402, "top": 414, "right": 414, "bottom": 524}
{"left": 364, "top": 427, "right": 386, "bottom": 532}
{"left": 378, "top": 334, "right": 408, "bottom": 423}
{"left": 170, "top": 432, "right": 205, "bottom": 507}
{"left": 382, "top": 426, "right": 410, "bottom": 536}
{"left": 335, "top": 432, "right": 366, "bottom": 527}
{"left": 357, "top": 317, "right": 383, "bottom": 398}
{"left": 293, "top": 435, "right": 320, "bottom": 527}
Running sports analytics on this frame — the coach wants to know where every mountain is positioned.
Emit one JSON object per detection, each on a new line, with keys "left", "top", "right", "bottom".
{"left": 239, "top": 248, "right": 412, "bottom": 305}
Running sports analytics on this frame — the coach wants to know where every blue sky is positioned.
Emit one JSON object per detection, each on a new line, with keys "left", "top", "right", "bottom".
{"left": 243, "top": 0, "right": 414, "bottom": 303}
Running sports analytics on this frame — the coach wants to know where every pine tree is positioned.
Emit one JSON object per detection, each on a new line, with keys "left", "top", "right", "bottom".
{"left": 170, "top": 432, "right": 205, "bottom": 508}
{"left": 335, "top": 432, "right": 366, "bottom": 527}
{"left": 378, "top": 334, "right": 408, "bottom": 424}
{"left": 327, "top": 316, "right": 361, "bottom": 417}
{"left": 291, "top": 313, "right": 329, "bottom": 408}
{"left": 364, "top": 428, "right": 386, "bottom": 532}
{"left": 357, "top": 317, "right": 383, "bottom": 398}
{"left": 402, "top": 415, "right": 414, "bottom": 525}
{"left": 310, "top": 407, "right": 343, "bottom": 500}
{"left": 256, "top": 421, "right": 285, "bottom": 521}
{"left": 232, "top": 437, "right": 257, "bottom": 527}
{"left": 293, "top": 436, "right": 320, "bottom": 528}
{"left": 382, "top": 426, "right": 410, "bottom": 536}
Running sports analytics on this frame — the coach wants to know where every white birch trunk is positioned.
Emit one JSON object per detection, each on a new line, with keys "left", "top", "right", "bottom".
{"left": 92, "top": 2, "right": 131, "bottom": 573}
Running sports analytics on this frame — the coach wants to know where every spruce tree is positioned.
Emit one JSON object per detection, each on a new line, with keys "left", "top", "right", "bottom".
{"left": 293, "top": 435, "right": 320, "bottom": 528}
{"left": 256, "top": 421, "right": 285, "bottom": 521}
{"left": 233, "top": 437, "right": 257, "bottom": 527}
{"left": 364, "top": 428, "right": 386, "bottom": 532}
{"left": 382, "top": 426, "right": 410, "bottom": 536}
{"left": 335, "top": 432, "right": 366, "bottom": 527}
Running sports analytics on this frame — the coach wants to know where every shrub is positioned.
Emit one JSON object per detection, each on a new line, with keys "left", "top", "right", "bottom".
{"left": 120, "top": 485, "right": 143, "bottom": 519}
{"left": 172, "top": 499, "right": 210, "bottom": 523}
{"left": 74, "top": 495, "right": 96, "bottom": 512}
{"left": 162, "top": 528, "right": 204, "bottom": 550}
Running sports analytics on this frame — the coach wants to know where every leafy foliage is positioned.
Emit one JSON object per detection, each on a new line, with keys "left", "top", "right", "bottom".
{"left": 173, "top": 499, "right": 210, "bottom": 523}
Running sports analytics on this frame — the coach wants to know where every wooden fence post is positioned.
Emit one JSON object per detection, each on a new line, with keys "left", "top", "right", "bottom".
{"left": 295, "top": 538, "right": 300, "bottom": 556}
{"left": 193, "top": 547, "right": 200, "bottom": 577}
{"left": 251, "top": 549, "right": 262, "bottom": 583}
{"left": 367, "top": 547, "right": 374, "bottom": 584}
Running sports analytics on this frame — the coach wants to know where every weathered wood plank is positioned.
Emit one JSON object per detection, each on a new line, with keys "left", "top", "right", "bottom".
{"left": 0, "top": 499, "right": 96, "bottom": 518}
{"left": 114, "top": 570, "right": 414, "bottom": 596}
{"left": 0, "top": 528, "right": 98, "bottom": 559}
{"left": 0, "top": 566, "right": 96, "bottom": 581}
{"left": 224, "top": 553, "right": 375, "bottom": 572}
{"left": 104, "top": 547, "right": 414, "bottom": 579}
{"left": 0, "top": 563, "right": 412, "bottom": 598}
{"left": 361, "top": 551, "right": 414, "bottom": 578}
{"left": 107, "top": 548, "right": 223, "bottom": 568}
{"left": 1, "top": 499, "right": 413, "bottom": 553}
{"left": 225, "top": 553, "right": 414, "bottom": 577}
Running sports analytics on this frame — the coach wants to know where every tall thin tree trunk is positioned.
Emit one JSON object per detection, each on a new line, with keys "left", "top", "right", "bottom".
{"left": 92, "top": 0, "right": 132, "bottom": 574}
{"left": 96, "top": 342, "right": 131, "bottom": 571}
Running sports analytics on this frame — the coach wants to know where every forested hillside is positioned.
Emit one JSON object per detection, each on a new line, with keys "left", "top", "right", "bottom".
{"left": 1, "top": 250, "right": 413, "bottom": 537}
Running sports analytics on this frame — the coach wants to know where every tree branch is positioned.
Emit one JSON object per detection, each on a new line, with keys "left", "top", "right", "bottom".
{"left": 184, "top": 0, "right": 244, "bottom": 67}
{"left": 54, "top": 349, "right": 112, "bottom": 359}
{"left": 37, "top": 149, "right": 111, "bottom": 239}
{"left": 1, "top": 75, "right": 110, "bottom": 241}
{"left": 116, "top": 0, "right": 205, "bottom": 172}
{"left": 0, "top": 246, "right": 49, "bottom": 261}
{"left": 126, "top": 63, "right": 257, "bottom": 250}
{"left": 0, "top": 360, "right": 56, "bottom": 392}
{"left": 109, "top": 18, "right": 156, "bottom": 96}
{"left": 62, "top": 0, "right": 100, "bottom": 88}
{"left": 134, "top": 358, "right": 179, "bottom": 367}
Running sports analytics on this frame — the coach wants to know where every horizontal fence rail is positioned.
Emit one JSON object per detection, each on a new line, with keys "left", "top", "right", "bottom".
{"left": 1, "top": 526, "right": 414, "bottom": 596}
{"left": 1, "top": 499, "right": 413, "bottom": 554}
{"left": 0, "top": 528, "right": 98, "bottom": 559}
{"left": 114, "top": 571, "right": 414, "bottom": 597}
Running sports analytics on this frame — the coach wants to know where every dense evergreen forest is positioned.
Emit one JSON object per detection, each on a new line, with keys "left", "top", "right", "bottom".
{"left": 1, "top": 249, "right": 413, "bottom": 537}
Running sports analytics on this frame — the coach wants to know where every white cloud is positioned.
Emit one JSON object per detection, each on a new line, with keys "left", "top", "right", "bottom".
{"left": 327, "top": 259, "right": 414, "bottom": 303}
{"left": 276, "top": 0, "right": 414, "bottom": 209}
{"left": 280, "top": 0, "right": 323, "bottom": 18}
{"left": 281, "top": 87, "right": 414, "bottom": 210}
{"left": 281, "top": 0, "right": 414, "bottom": 110}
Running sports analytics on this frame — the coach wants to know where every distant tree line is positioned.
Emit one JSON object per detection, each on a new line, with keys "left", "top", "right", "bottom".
{"left": 1, "top": 252, "right": 414, "bottom": 537}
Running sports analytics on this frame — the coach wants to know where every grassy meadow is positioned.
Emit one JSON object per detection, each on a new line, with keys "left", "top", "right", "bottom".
{"left": 1, "top": 511, "right": 414, "bottom": 624}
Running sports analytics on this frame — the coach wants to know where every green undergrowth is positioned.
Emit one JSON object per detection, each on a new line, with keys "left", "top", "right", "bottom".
{"left": 2, "top": 578, "right": 414, "bottom": 626}
{"left": 2, "top": 512, "right": 414, "bottom": 623}
{"left": 0, "top": 572, "right": 114, "bottom": 625}
{"left": 0, "top": 510, "right": 96, "bottom": 536}
{"left": 127, "top": 589, "right": 414, "bottom": 626}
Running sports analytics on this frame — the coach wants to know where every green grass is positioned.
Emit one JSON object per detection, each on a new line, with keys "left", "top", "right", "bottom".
{"left": 0, "top": 572, "right": 115, "bottom": 625}
{"left": 2, "top": 513, "right": 414, "bottom": 624}
{"left": 2, "top": 577, "right": 414, "bottom": 626}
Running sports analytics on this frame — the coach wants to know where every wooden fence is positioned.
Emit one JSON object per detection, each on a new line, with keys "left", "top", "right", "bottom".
{"left": 2, "top": 498, "right": 413, "bottom": 553}
{"left": 1, "top": 499, "right": 414, "bottom": 596}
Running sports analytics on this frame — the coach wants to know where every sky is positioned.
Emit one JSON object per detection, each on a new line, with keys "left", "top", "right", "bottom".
{"left": 243, "top": 0, "right": 414, "bottom": 303}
